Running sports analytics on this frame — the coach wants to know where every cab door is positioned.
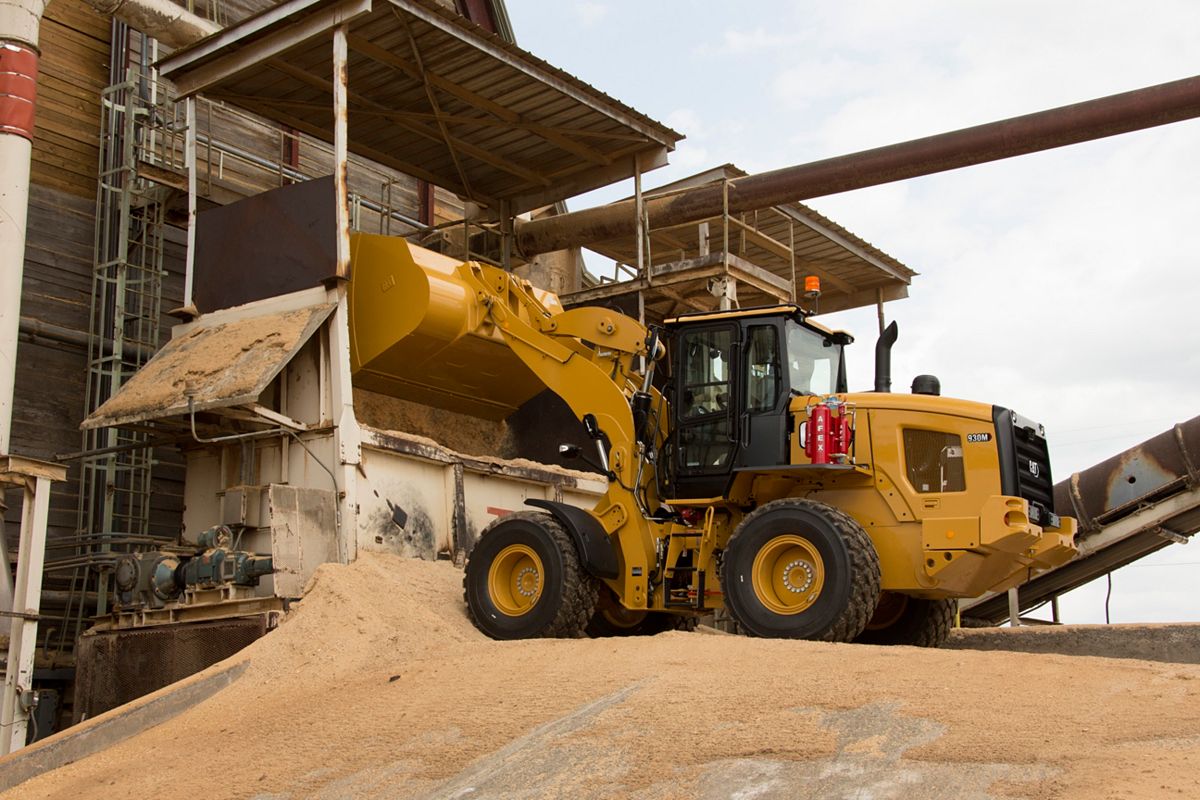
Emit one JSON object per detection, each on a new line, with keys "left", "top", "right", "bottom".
{"left": 672, "top": 323, "right": 739, "bottom": 497}
{"left": 737, "top": 321, "right": 789, "bottom": 469}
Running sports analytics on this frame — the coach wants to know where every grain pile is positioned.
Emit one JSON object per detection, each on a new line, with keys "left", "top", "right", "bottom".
{"left": 10, "top": 554, "right": 1200, "bottom": 800}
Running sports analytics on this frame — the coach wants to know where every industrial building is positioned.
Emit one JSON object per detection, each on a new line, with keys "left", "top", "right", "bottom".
{"left": 1, "top": 1, "right": 1199, "bottom": 795}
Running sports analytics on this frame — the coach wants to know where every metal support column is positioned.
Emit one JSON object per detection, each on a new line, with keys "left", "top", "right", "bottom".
{"left": 183, "top": 95, "right": 197, "bottom": 309}
{"left": 328, "top": 23, "right": 359, "bottom": 566}
{"left": 332, "top": 25, "right": 350, "bottom": 280}
{"left": 634, "top": 155, "right": 644, "bottom": 273}
{"left": 0, "top": 456, "right": 66, "bottom": 754}
{"left": 1007, "top": 587, "right": 1021, "bottom": 627}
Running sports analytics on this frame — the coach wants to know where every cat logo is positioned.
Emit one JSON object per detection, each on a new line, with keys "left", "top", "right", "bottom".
{"left": 1028, "top": 459, "right": 1041, "bottom": 478}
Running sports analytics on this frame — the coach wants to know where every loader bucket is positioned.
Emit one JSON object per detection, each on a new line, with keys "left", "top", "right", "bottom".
{"left": 347, "top": 232, "right": 556, "bottom": 420}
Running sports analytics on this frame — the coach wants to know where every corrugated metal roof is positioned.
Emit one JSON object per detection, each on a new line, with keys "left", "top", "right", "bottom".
{"left": 158, "top": 0, "right": 682, "bottom": 215}
{"left": 577, "top": 164, "right": 916, "bottom": 316}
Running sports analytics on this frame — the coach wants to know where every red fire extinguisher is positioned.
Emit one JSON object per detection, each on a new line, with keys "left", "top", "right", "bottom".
{"left": 806, "top": 399, "right": 853, "bottom": 464}
{"left": 806, "top": 403, "right": 831, "bottom": 464}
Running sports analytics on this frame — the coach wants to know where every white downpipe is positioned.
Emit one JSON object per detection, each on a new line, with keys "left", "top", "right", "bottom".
{"left": 0, "top": 0, "right": 46, "bottom": 48}
{"left": 0, "top": 0, "right": 46, "bottom": 457}
{"left": 0, "top": 133, "right": 32, "bottom": 456}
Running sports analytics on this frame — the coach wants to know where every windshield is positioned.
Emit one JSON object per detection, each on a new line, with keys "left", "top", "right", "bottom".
{"left": 786, "top": 320, "right": 843, "bottom": 395}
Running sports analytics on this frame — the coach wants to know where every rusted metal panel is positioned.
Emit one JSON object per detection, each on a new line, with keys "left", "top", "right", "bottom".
{"left": 517, "top": 74, "right": 1200, "bottom": 255}
{"left": 82, "top": 302, "right": 335, "bottom": 429}
{"left": 1054, "top": 415, "right": 1200, "bottom": 533}
{"left": 193, "top": 176, "right": 338, "bottom": 313}
{"left": 268, "top": 484, "right": 339, "bottom": 597}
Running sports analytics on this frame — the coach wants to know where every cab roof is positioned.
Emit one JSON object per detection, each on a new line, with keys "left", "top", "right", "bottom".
{"left": 663, "top": 304, "right": 853, "bottom": 343}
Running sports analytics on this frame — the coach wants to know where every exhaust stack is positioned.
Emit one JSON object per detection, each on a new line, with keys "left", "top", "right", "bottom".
{"left": 874, "top": 321, "right": 899, "bottom": 393}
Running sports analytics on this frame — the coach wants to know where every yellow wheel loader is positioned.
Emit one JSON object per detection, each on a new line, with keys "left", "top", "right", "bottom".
{"left": 349, "top": 233, "right": 1077, "bottom": 647}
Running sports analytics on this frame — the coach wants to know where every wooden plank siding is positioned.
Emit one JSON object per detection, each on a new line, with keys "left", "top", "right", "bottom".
{"left": 31, "top": 1, "right": 110, "bottom": 199}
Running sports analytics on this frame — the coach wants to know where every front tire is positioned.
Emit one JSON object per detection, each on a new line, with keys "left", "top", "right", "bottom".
{"left": 463, "top": 511, "right": 599, "bottom": 639}
{"left": 720, "top": 499, "right": 880, "bottom": 641}
{"left": 855, "top": 593, "right": 956, "bottom": 647}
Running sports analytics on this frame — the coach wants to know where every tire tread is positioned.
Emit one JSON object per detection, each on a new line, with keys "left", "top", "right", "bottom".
{"left": 462, "top": 511, "right": 599, "bottom": 639}
{"left": 722, "top": 498, "right": 881, "bottom": 642}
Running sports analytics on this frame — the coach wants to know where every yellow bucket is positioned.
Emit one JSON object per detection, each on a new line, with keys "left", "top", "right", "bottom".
{"left": 347, "top": 232, "right": 560, "bottom": 420}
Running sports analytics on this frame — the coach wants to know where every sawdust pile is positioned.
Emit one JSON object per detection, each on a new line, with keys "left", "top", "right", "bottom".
{"left": 354, "top": 388, "right": 514, "bottom": 457}
{"left": 12, "top": 554, "right": 1200, "bottom": 800}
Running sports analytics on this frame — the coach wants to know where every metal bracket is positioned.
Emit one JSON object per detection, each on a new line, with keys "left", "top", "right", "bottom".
{"left": 1067, "top": 472, "right": 1099, "bottom": 534}
{"left": 1156, "top": 526, "right": 1189, "bottom": 545}
{"left": 1174, "top": 424, "right": 1199, "bottom": 487}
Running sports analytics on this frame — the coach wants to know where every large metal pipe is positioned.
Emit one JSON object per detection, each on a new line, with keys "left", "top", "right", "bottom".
{"left": 83, "top": 0, "right": 218, "bottom": 49}
{"left": 516, "top": 74, "right": 1200, "bottom": 257}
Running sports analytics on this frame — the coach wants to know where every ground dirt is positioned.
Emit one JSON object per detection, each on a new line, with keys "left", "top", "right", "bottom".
{"left": 11, "top": 554, "right": 1200, "bottom": 799}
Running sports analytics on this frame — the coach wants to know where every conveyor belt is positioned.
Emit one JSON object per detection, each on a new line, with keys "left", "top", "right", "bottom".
{"left": 964, "top": 416, "right": 1200, "bottom": 623}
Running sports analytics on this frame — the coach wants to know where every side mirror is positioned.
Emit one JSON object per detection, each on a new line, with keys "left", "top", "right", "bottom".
{"left": 558, "top": 443, "right": 581, "bottom": 459}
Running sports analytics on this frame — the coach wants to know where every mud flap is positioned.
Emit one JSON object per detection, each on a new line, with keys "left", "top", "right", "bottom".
{"left": 524, "top": 500, "right": 619, "bottom": 580}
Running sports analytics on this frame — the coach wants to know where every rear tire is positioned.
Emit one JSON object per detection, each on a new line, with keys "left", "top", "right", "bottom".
{"left": 720, "top": 498, "right": 880, "bottom": 641}
{"left": 586, "top": 587, "right": 695, "bottom": 637}
{"left": 855, "top": 593, "right": 956, "bottom": 647}
{"left": 463, "top": 511, "right": 599, "bottom": 639}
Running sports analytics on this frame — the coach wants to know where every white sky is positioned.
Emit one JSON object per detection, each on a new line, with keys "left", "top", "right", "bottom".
{"left": 507, "top": 1, "right": 1200, "bottom": 624}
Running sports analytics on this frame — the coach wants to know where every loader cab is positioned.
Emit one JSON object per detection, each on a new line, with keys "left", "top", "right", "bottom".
{"left": 664, "top": 306, "right": 850, "bottom": 498}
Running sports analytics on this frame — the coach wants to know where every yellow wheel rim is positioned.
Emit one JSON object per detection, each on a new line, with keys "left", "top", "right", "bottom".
{"left": 487, "top": 544, "right": 544, "bottom": 616}
{"left": 751, "top": 534, "right": 825, "bottom": 615}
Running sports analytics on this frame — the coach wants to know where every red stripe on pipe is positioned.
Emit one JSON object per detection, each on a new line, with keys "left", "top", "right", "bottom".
{"left": 0, "top": 41, "right": 38, "bottom": 140}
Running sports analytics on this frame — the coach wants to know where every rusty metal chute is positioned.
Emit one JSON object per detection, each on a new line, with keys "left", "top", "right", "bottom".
{"left": 515, "top": 74, "right": 1200, "bottom": 257}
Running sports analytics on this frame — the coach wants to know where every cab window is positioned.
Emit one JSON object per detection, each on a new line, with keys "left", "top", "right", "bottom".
{"left": 746, "top": 325, "right": 782, "bottom": 412}
{"left": 786, "top": 321, "right": 841, "bottom": 396}
{"left": 678, "top": 327, "right": 735, "bottom": 471}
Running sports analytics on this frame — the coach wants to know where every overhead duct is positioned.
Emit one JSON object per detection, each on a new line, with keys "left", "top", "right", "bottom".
{"left": 83, "top": 0, "right": 219, "bottom": 49}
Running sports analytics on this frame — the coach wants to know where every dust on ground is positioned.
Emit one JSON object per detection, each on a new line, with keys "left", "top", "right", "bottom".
{"left": 12, "top": 554, "right": 1200, "bottom": 800}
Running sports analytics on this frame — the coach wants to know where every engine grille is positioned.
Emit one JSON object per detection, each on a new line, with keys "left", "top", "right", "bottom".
{"left": 73, "top": 616, "right": 268, "bottom": 724}
{"left": 993, "top": 406, "right": 1056, "bottom": 524}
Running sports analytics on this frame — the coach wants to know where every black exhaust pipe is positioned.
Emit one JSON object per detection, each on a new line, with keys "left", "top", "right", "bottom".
{"left": 874, "top": 321, "right": 899, "bottom": 393}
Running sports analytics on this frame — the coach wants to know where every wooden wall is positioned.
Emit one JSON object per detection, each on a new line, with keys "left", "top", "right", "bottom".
{"left": 31, "top": 1, "right": 109, "bottom": 199}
